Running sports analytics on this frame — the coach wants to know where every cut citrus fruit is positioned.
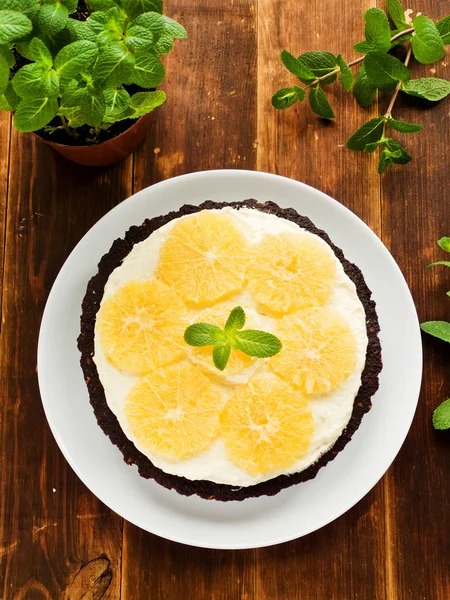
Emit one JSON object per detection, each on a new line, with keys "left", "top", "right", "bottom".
{"left": 220, "top": 374, "right": 313, "bottom": 476}
{"left": 189, "top": 301, "right": 256, "bottom": 381}
{"left": 158, "top": 211, "right": 248, "bottom": 305}
{"left": 246, "top": 232, "right": 336, "bottom": 314}
{"left": 97, "top": 279, "right": 188, "bottom": 375}
{"left": 125, "top": 363, "right": 222, "bottom": 459}
{"left": 269, "top": 307, "right": 357, "bottom": 394}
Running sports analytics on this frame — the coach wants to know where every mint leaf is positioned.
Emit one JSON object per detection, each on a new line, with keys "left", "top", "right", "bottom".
{"left": 309, "top": 85, "right": 335, "bottom": 119}
{"left": 86, "top": 0, "right": 120, "bottom": 9}
{"left": 125, "top": 25, "right": 153, "bottom": 50}
{"left": 364, "top": 138, "right": 388, "bottom": 152}
{"left": 436, "top": 15, "right": 450, "bottom": 45}
{"left": 0, "top": 43, "right": 15, "bottom": 68}
{"left": 184, "top": 323, "right": 223, "bottom": 347}
{"left": 12, "top": 63, "right": 59, "bottom": 99}
{"left": 153, "top": 35, "right": 174, "bottom": 57}
{"left": 38, "top": 3, "right": 69, "bottom": 36}
{"left": 130, "top": 12, "right": 165, "bottom": 38}
{"left": 364, "top": 50, "right": 410, "bottom": 90}
{"left": 232, "top": 330, "right": 282, "bottom": 358}
{"left": 272, "top": 86, "right": 301, "bottom": 109}
{"left": 224, "top": 306, "right": 245, "bottom": 333}
{"left": 80, "top": 87, "right": 107, "bottom": 127}
{"left": 387, "top": 117, "right": 423, "bottom": 133}
{"left": 63, "top": 0, "right": 78, "bottom": 13}
{"left": 0, "top": 52, "right": 8, "bottom": 96}
{"left": 0, "top": 9, "right": 32, "bottom": 44}
{"left": 412, "top": 15, "right": 445, "bottom": 64}
{"left": 130, "top": 49, "right": 165, "bottom": 88}
{"left": 421, "top": 320, "right": 450, "bottom": 343}
{"left": 66, "top": 18, "right": 97, "bottom": 42}
{"left": 386, "top": 138, "right": 411, "bottom": 164}
{"left": 93, "top": 43, "right": 134, "bottom": 87}
{"left": 212, "top": 343, "right": 231, "bottom": 371}
{"left": 122, "top": 0, "right": 163, "bottom": 18}
{"left": 378, "top": 148, "right": 393, "bottom": 173}
{"left": 129, "top": 90, "right": 166, "bottom": 116}
{"left": 55, "top": 40, "right": 98, "bottom": 84}
{"left": 3, "top": 79, "right": 18, "bottom": 109}
{"left": 432, "top": 399, "right": 450, "bottom": 430}
{"left": 364, "top": 7, "right": 391, "bottom": 52}
{"left": 104, "top": 87, "right": 130, "bottom": 117}
{"left": 14, "top": 96, "right": 58, "bottom": 131}
{"left": 427, "top": 261, "right": 450, "bottom": 268}
{"left": 299, "top": 51, "right": 337, "bottom": 83}
{"left": 281, "top": 49, "right": 315, "bottom": 80}
{"left": 346, "top": 116, "right": 385, "bottom": 150}
{"left": 389, "top": 30, "right": 413, "bottom": 49}
{"left": 438, "top": 237, "right": 450, "bottom": 252}
{"left": 337, "top": 54, "right": 353, "bottom": 91}
{"left": 387, "top": 0, "right": 408, "bottom": 30}
{"left": 402, "top": 78, "right": 450, "bottom": 101}
{"left": 29, "top": 37, "right": 52, "bottom": 68}
{"left": 353, "top": 64, "right": 377, "bottom": 107}
{"left": 353, "top": 40, "right": 376, "bottom": 54}
{"left": 162, "top": 15, "right": 187, "bottom": 39}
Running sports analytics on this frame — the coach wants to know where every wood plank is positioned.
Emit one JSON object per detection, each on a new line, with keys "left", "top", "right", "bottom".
{"left": 123, "top": 1, "right": 258, "bottom": 598}
{"left": 0, "top": 131, "right": 132, "bottom": 598}
{"left": 256, "top": 0, "right": 386, "bottom": 598}
{"left": 380, "top": 0, "right": 450, "bottom": 593}
{"left": 0, "top": 112, "right": 11, "bottom": 318}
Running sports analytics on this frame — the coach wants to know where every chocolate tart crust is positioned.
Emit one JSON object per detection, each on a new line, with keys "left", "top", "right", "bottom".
{"left": 78, "top": 200, "right": 382, "bottom": 501}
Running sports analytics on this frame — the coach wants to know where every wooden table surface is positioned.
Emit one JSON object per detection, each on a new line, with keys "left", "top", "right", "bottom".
{"left": 1, "top": 1, "right": 450, "bottom": 598}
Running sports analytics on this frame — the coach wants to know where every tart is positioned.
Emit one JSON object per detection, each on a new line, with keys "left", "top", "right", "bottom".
{"left": 78, "top": 200, "right": 382, "bottom": 501}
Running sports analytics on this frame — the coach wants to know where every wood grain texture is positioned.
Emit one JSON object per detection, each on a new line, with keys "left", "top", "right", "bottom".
{"left": 0, "top": 0, "right": 450, "bottom": 598}
{"left": 0, "top": 132, "right": 131, "bottom": 598}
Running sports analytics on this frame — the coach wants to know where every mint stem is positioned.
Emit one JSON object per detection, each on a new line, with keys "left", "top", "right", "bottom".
{"left": 306, "top": 27, "right": 415, "bottom": 89}
{"left": 384, "top": 41, "right": 413, "bottom": 119}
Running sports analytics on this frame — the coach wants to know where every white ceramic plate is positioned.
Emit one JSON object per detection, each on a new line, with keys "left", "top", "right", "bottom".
{"left": 38, "top": 170, "right": 422, "bottom": 550}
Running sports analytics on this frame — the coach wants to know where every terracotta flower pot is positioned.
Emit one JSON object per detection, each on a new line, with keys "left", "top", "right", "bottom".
{"left": 33, "top": 112, "right": 152, "bottom": 167}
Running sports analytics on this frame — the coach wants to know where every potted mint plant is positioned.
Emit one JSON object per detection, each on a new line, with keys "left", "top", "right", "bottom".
{"left": 0, "top": 1, "right": 187, "bottom": 166}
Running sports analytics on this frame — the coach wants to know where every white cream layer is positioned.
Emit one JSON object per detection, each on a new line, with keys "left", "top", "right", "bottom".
{"left": 93, "top": 208, "right": 368, "bottom": 486}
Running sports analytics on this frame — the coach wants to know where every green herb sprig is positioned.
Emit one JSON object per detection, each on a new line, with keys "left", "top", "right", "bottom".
{"left": 421, "top": 237, "right": 450, "bottom": 430}
{"left": 272, "top": 0, "right": 450, "bottom": 174}
{"left": 0, "top": 1, "right": 187, "bottom": 143}
{"left": 184, "top": 306, "right": 282, "bottom": 371}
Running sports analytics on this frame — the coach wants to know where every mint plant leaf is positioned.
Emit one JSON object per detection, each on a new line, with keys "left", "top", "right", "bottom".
{"left": 364, "top": 7, "right": 391, "bottom": 52}
{"left": 402, "top": 78, "right": 450, "bottom": 101}
{"left": 427, "top": 261, "right": 450, "bottom": 268}
{"left": 432, "top": 399, "right": 450, "bottom": 430}
{"left": 104, "top": 87, "right": 130, "bottom": 116}
{"left": 212, "top": 343, "right": 231, "bottom": 371}
{"left": 62, "top": 0, "right": 78, "bottom": 13}
{"left": 436, "top": 15, "right": 450, "bottom": 45}
{"left": 14, "top": 96, "right": 58, "bottom": 132}
{"left": 129, "top": 90, "right": 166, "bottom": 116}
{"left": 130, "top": 49, "right": 165, "bottom": 88}
{"left": 364, "top": 50, "right": 410, "bottom": 90}
{"left": 0, "top": 43, "right": 15, "bottom": 68}
{"left": 29, "top": 37, "right": 53, "bottom": 68}
{"left": 337, "top": 54, "right": 353, "bottom": 91}
{"left": 3, "top": 79, "right": 18, "bottom": 109}
{"left": 130, "top": 12, "right": 165, "bottom": 38}
{"left": 299, "top": 51, "right": 337, "bottom": 83}
{"left": 12, "top": 63, "right": 59, "bottom": 99}
{"left": 353, "top": 64, "right": 377, "bottom": 107}
{"left": 387, "top": 0, "right": 408, "bottom": 30}
{"left": 421, "top": 321, "right": 450, "bottom": 343}
{"left": 125, "top": 25, "right": 153, "bottom": 50}
{"left": 385, "top": 138, "right": 412, "bottom": 164}
{"left": 0, "top": 52, "right": 8, "bottom": 96}
{"left": 353, "top": 40, "right": 376, "bottom": 54}
{"left": 224, "top": 306, "right": 245, "bottom": 333}
{"left": 38, "top": 3, "right": 69, "bottom": 36}
{"left": 80, "top": 87, "right": 106, "bottom": 127}
{"left": 364, "top": 138, "right": 388, "bottom": 152}
{"left": 153, "top": 35, "right": 174, "bottom": 56}
{"left": 387, "top": 117, "right": 423, "bottom": 133}
{"left": 232, "top": 330, "right": 282, "bottom": 358}
{"left": 378, "top": 149, "right": 393, "bottom": 173}
{"left": 389, "top": 30, "right": 413, "bottom": 49}
{"left": 0, "top": 10, "right": 32, "bottom": 44}
{"left": 346, "top": 116, "right": 385, "bottom": 150}
{"left": 55, "top": 40, "right": 98, "bottom": 84}
{"left": 66, "top": 18, "right": 97, "bottom": 42}
{"left": 438, "top": 237, "right": 450, "bottom": 252}
{"left": 280, "top": 49, "right": 315, "bottom": 80}
{"left": 93, "top": 43, "right": 134, "bottom": 87}
{"left": 412, "top": 15, "right": 445, "bottom": 64}
{"left": 309, "top": 85, "right": 335, "bottom": 119}
{"left": 272, "top": 87, "right": 300, "bottom": 109}
{"left": 86, "top": 0, "right": 120, "bottom": 9}
{"left": 122, "top": 0, "right": 163, "bottom": 18}
{"left": 184, "top": 323, "right": 224, "bottom": 347}
{"left": 162, "top": 15, "right": 188, "bottom": 39}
